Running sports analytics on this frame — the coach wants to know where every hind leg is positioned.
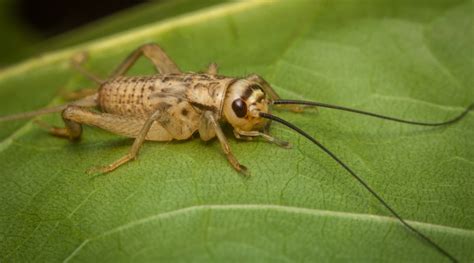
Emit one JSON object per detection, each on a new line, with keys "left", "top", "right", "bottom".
{"left": 35, "top": 117, "right": 82, "bottom": 141}
{"left": 35, "top": 107, "right": 86, "bottom": 141}
{"left": 110, "top": 43, "right": 181, "bottom": 77}
{"left": 59, "top": 105, "right": 176, "bottom": 173}
{"left": 70, "top": 52, "right": 104, "bottom": 84}
{"left": 88, "top": 108, "right": 166, "bottom": 174}
{"left": 35, "top": 96, "right": 98, "bottom": 140}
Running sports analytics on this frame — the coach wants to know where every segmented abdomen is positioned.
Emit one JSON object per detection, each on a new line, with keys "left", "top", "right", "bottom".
{"left": 98, "top": 76, "right": 160, "bottom": 117}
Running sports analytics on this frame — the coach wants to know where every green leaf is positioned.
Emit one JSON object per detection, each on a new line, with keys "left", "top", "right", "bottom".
{"left": 1, "top": 0, "right": 473, "bottom": 262}
{"left": 0, "top": 1, "right": 42, "bottom": 66}
{"left": 35, "top": 0, "right": 228, "bottom": 51}
{"left": 0, "top": 0, "right": 227, "bottom": 66}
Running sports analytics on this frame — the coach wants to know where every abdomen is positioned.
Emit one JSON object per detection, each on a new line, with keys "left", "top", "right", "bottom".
{"left": 97, "top": 75, "right": 200, "bottom": 141}
{"left": 98, "top": 75, "right": 159, "bottom": 117}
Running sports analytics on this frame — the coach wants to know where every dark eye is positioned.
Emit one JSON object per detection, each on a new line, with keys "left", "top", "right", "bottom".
{"left": 232, "top": 99, "right": 247, "bottom": 118}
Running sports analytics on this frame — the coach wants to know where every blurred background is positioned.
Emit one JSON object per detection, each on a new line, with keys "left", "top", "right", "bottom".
{"left": 0, "top": 0, "right": 225, "bottom": 66}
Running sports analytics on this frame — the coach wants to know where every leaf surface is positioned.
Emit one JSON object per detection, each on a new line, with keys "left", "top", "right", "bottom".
{"left": 0, "top": 0, "right": 473, "bottom": 262}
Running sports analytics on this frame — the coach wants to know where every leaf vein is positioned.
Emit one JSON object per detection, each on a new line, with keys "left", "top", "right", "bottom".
{"left": 65, "top": 203, "right": 474, "bottom": 262}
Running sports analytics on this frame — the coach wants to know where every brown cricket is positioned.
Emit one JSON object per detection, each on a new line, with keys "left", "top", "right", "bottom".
{"left": 0, "top": 43, "right": 472, "bottom": 262}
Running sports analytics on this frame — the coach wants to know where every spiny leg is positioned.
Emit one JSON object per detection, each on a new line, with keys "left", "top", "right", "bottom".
{"left": 110, "top": 43, "right": 181, "bottom": 78}
{"left": 61, "top": 105, "right": 168, "bottom": 139}
{"left": 202, "top": 111, "right": 249, "bottom": 176}
{"left": 85, "top": 109, "right": 167, "bottom": 174}
{"left": 70, "top": 52, "right": 104, "bottom": 84}
{"left": 233, "top": 129, "right": 291, "bottom": 148}
{"left": 55, "top": 105, "right": 162, "bottom": 173}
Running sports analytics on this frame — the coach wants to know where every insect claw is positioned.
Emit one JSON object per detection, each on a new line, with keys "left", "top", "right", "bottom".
{"left": 86, "top": 165, "right": 114, "bottom": 175}
{"left": 270, "top": 137, "right": 291, "bottom": 149}
{"left": 261, "top": 133, "right": 291, "bottom": 149}
{"left": 86, "top": 166, "right": 104, "bottom": 175}
{"left": 233, "top": 131, "right": 253, "bottom": 141}
{"left": 238, "top": 164, "right": 250, "bottom": 177}
{"left": 280, "top": 140, "right": 292, "bottom": 149}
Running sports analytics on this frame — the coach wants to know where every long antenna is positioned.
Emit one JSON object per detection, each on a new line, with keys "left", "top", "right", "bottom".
{"left": 273, "top": 100, "right": 473, "bottom": 126}
{"left": 0, "top": 94, "right": 98, "bottom": 123}
{"left": 259, "top": 112, "right": 458, "bottom": 262}
{"left": 0, "top": 105, "right": 68, "bottom": 122}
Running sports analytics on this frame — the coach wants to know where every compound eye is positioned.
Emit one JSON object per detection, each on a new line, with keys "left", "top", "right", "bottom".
{"left": 232, "top": 99, "right": 247, "bottom": 118}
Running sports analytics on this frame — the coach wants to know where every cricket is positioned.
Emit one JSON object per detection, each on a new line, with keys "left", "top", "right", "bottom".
{"left": 0, "top": 43, "right": 472, "bottom": 262}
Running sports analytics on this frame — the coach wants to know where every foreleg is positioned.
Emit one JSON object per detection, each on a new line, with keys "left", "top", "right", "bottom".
{"left": 200, "top": 111, "right": 249, "bottom": 176}
{"left": 233, "top": 129, "right": 291, "bottom": 148}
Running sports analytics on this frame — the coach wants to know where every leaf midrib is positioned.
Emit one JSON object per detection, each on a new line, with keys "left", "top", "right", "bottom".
{"left": 62, "top": 203, "right": 474, "bottom": 262}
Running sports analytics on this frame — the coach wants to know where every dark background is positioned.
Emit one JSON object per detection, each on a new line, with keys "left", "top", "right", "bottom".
{"left": 18, "top": 0, "right": 147, "bottom": 37}
{"left": 0, "top": 0, "right": 224, "bottom": 65}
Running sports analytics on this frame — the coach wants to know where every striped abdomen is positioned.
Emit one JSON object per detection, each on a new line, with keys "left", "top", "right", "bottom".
{"left": 98, "top": 75, "right": 173, "bottom": 117}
